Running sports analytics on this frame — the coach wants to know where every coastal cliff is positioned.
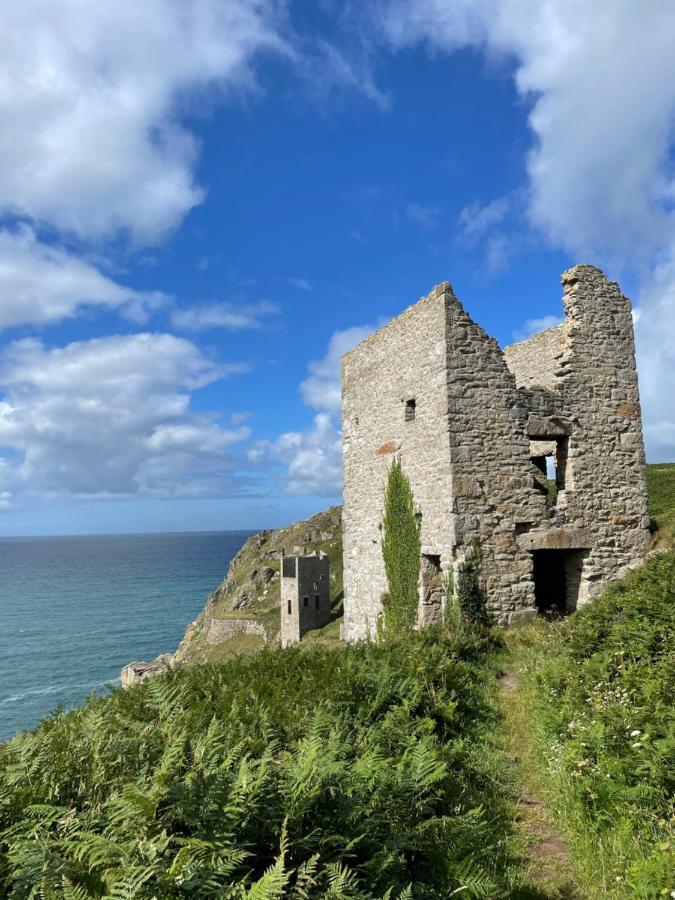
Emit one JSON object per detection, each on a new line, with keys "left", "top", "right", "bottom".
{"left": 121, "top": 506, "right": 343, "bottom": 685}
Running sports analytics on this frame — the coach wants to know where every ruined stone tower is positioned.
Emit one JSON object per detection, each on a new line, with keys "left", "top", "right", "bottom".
{"left": 341, "top": 265, "right": 650, "bottom": 640}
{"left": 279, "top": 554, "right": 331, "bottom": 647}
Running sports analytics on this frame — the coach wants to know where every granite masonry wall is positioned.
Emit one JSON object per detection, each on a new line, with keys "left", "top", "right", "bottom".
{"left": 280, "top": 554, "right": 331, "bottom": 646}
{"left": 341, "top": 265, "right": 650, "bottom": 639}
{"left": 342, "top": 288, "right": 454, "bottom": 640}
{"left": 206, "top": 618, "right": 267, "bottom": 645}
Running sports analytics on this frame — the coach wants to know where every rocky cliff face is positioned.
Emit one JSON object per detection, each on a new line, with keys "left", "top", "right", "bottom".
{"left": 121, "top": 506, "right": 343, "bottom": 684}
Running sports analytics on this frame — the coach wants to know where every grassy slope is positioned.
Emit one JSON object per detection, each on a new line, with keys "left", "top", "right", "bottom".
{"left": 2, "top": 465, "right": 672, "bottom": 898}
{"left": 0, "top": 628, "right": 536, "bottom": 899}
{"left": 647, "top": 463, "right": 675, "bottom": 548}
{"left": 505, "top": 463, "right": 675, "bottom": 898}
{"left": 174, "top": 507, "right": 343, "bottom": 665}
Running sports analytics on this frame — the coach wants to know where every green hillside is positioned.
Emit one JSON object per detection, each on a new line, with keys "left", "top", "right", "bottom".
{"left": 2, "top": 463, "right": 673, "bottom": 897}
{"left": 647, "top": 463, "right": 675, "bottom": 547}
{"left": 0, "top": 628, "right": 532, "bottom": 898}
{"left": 508, "top": 552, "right": 675, "bottom": 897}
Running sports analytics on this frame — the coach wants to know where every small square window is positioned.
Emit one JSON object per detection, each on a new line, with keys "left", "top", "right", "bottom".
{"left": 405, "top": 398, "right": 416, "bottom": 422}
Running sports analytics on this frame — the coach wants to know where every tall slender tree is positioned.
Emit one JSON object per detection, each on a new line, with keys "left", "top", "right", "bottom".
{"left": 381, "top": 457, "right": 421, "bottom": 636}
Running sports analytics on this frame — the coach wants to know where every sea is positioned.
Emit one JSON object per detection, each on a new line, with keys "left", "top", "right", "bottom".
{"left": 0, "top": 531, "right": 251, "bottom": 743}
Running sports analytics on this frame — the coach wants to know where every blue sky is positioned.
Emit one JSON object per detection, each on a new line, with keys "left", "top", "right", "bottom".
{"left": 0, "top": 1, "right": 673, "bottom": 535}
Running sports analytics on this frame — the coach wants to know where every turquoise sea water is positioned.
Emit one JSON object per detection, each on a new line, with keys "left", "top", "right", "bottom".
{"left": 0, "top": 531, "right": 251, "bottom": 742}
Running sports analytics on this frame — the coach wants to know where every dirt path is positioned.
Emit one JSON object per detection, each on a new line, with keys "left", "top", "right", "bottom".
{"left": 498, "top": 666, "right": 581, "bottom": 898}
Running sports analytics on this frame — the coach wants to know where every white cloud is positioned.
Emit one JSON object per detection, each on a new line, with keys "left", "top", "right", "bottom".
{"left": 0, "top": 333, "right": 250, "bottom": 498}
{"left": 0, "top": 227, "right": 166, "bottom": 330}
{"left": 512, "top": 313, "right": 564, "bottom": 342}
{"left": 252, "top": 413, "right": 342, "bottom": 496}
{"left": 289, "top": 277, "right": 313, "bottom": 291}
{"left": 635, "top": 259, "right": 675, "bottom": 463}
{"left": 0, "top": 0, "right": 289, "bottom": 243}
{"left": 406, "top": 202, "right": 442, "bottom": 229}
{"left": 170, "top": 300, "right": 280, "bottom": 331}
{"left": 457, "top": 196, "right": 510, "bottom": 241}
{"left": 300, "top": 324, "right": 377, "bottom": 413}
{"left": 379, "top": 0, "right": 675, "bottom": 459}
{"left": 252, "top": 323, "right": 377, "bottom": 495}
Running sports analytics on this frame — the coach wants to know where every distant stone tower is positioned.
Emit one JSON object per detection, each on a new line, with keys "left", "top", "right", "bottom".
{"left": 280, "top": 554, "right": 331, "bottom": 647}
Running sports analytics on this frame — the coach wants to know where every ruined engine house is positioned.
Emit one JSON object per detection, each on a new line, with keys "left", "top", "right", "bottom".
{"left": 341, "top": 265, "right": 650, "bottom": 639}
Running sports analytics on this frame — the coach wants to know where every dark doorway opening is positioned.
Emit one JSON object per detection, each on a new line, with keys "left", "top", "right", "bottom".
{"left": 532, "top": 550, "right": 585, "bottom": 616}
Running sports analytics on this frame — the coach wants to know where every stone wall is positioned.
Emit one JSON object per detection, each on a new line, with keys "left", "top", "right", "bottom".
{"left": 553, "top": 266, "right": 650, "bottom": 599}
{"left": 443, "top": 289, "right": 546, "bottom": 622}
{"left": 342, "top": 265, "right": 650, "bottom": 635}
{"left": 206, "top": 618, "right": 267, "bottom": 644}
{"left": 504, "top": 323, "right": 567, "bottom": 391}
{"left": 342, "top": 287, "right": 454, "bottom": 641}
{"left": 280, "top": 554, "right": 331, "bottom": 646}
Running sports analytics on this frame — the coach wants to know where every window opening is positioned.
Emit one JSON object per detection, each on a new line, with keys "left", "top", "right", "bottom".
{"left": 315, "top": 595, "right": 320, "bottom": 610}
{"left": 287, "top": 599, "right": 292, "bottom": 615}
{"left": 405, "top": 398, "right": 416, "bottom": 422}
{"left": 303, "top": 596, "right": 309, "bottom": 608}
{"left": 529, "top": 437, "right": 568, "bottom": 508}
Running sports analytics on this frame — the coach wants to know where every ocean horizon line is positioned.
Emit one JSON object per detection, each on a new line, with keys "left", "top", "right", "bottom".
{"left": 0, "top": 528, "right": 257, "bottom": 541}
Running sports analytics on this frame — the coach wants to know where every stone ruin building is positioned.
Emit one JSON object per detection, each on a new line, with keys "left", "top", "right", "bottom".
{"left": 280, "top": 553, "right": 331, "bottom": 647}
{"left": 341, "top": 265, "right": 650, "bottom": 641}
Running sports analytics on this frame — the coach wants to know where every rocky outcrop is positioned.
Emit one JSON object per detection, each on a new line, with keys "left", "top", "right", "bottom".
{"left": 120, "top": 654, "right": 173, "bottom": 687}
{"left": 120, "top": 506, "right": 342, "bottom": 684}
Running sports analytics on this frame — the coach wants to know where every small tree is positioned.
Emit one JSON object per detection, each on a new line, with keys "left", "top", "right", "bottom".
{"left": 381, "top": 457, "right": 421, "bottom": 637}
{"left": 456, "top": 537, "right": 491, "bottom": 627}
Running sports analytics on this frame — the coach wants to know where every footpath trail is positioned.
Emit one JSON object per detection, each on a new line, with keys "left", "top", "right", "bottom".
{"left": 497, "top": 657, "right": 581, "bottom": 899}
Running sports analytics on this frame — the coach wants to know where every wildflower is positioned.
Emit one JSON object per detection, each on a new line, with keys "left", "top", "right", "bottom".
{"left": 632, "top": 742, "right": 642, "bottom": 749}
{"left": 630, "top": 729, "right": 641, "bottom": 737}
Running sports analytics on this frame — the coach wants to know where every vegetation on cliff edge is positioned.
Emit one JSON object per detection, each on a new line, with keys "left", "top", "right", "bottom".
{"left": 510, "top": 551, "right": 675, "bottom": 897}
{"left": 0, "top": 627, "right": 529, "bottom": 898}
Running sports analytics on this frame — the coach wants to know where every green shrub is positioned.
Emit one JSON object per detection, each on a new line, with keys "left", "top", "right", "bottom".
{"left": 456, "top": 539, "right": 491, "bottom": 627}
{"left": 0, "top": 628, "right": 516, "bottom": 898}
{"left": 380, "top": 458, "right": 421, "bottom": 637}
{"left": 525, "top": 552, "right": 675, "bottom": 897}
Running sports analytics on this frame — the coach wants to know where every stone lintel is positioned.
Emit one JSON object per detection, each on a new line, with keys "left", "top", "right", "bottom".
{"left": 517, "top": 528, "right": 593, "bottom": 551}
{"left": 527, "top": 416, "right": 572, "bottom": 439}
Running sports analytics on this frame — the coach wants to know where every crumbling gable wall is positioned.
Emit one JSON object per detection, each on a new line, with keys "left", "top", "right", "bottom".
{"left": 557, "top": 266, "right": 649, "bottom": 595}
{"left": 503, "top": 265, "right": 650, "bottom": 603}
{"left": 442, "top": 288, "right": 546, "bottom": 623}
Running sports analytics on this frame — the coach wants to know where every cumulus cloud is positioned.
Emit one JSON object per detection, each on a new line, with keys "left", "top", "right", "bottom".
{"left": 300, "top": 324, "right": 376, "bottom": 414}
{"left": 378, "top": 0, "right": 675, "bottom": 459}
{"left": 512, "top": 313, "right": 565, "bottom": 343}
{"left": 253, "top": 323, "right": 376, "bottom": 495}
{"left": 0, "top": 227, "right": 166, "bottom": 329}
{"left": 251, "top": 413, "right": 342, "bottom": 496}
{"left": 634, "top": 262, "right": 675, "bottom": 463}
{"left": 457, "top": 197, "right": 510, "bottom": 241}
{"left": 0, "top": 0, "right": 288, "bottom": 243}
{"left": 170, "top": 300, "right": 280, "bottom": 331}
{"left": 0, "top": 333, "right": 250, "bottom": 498}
